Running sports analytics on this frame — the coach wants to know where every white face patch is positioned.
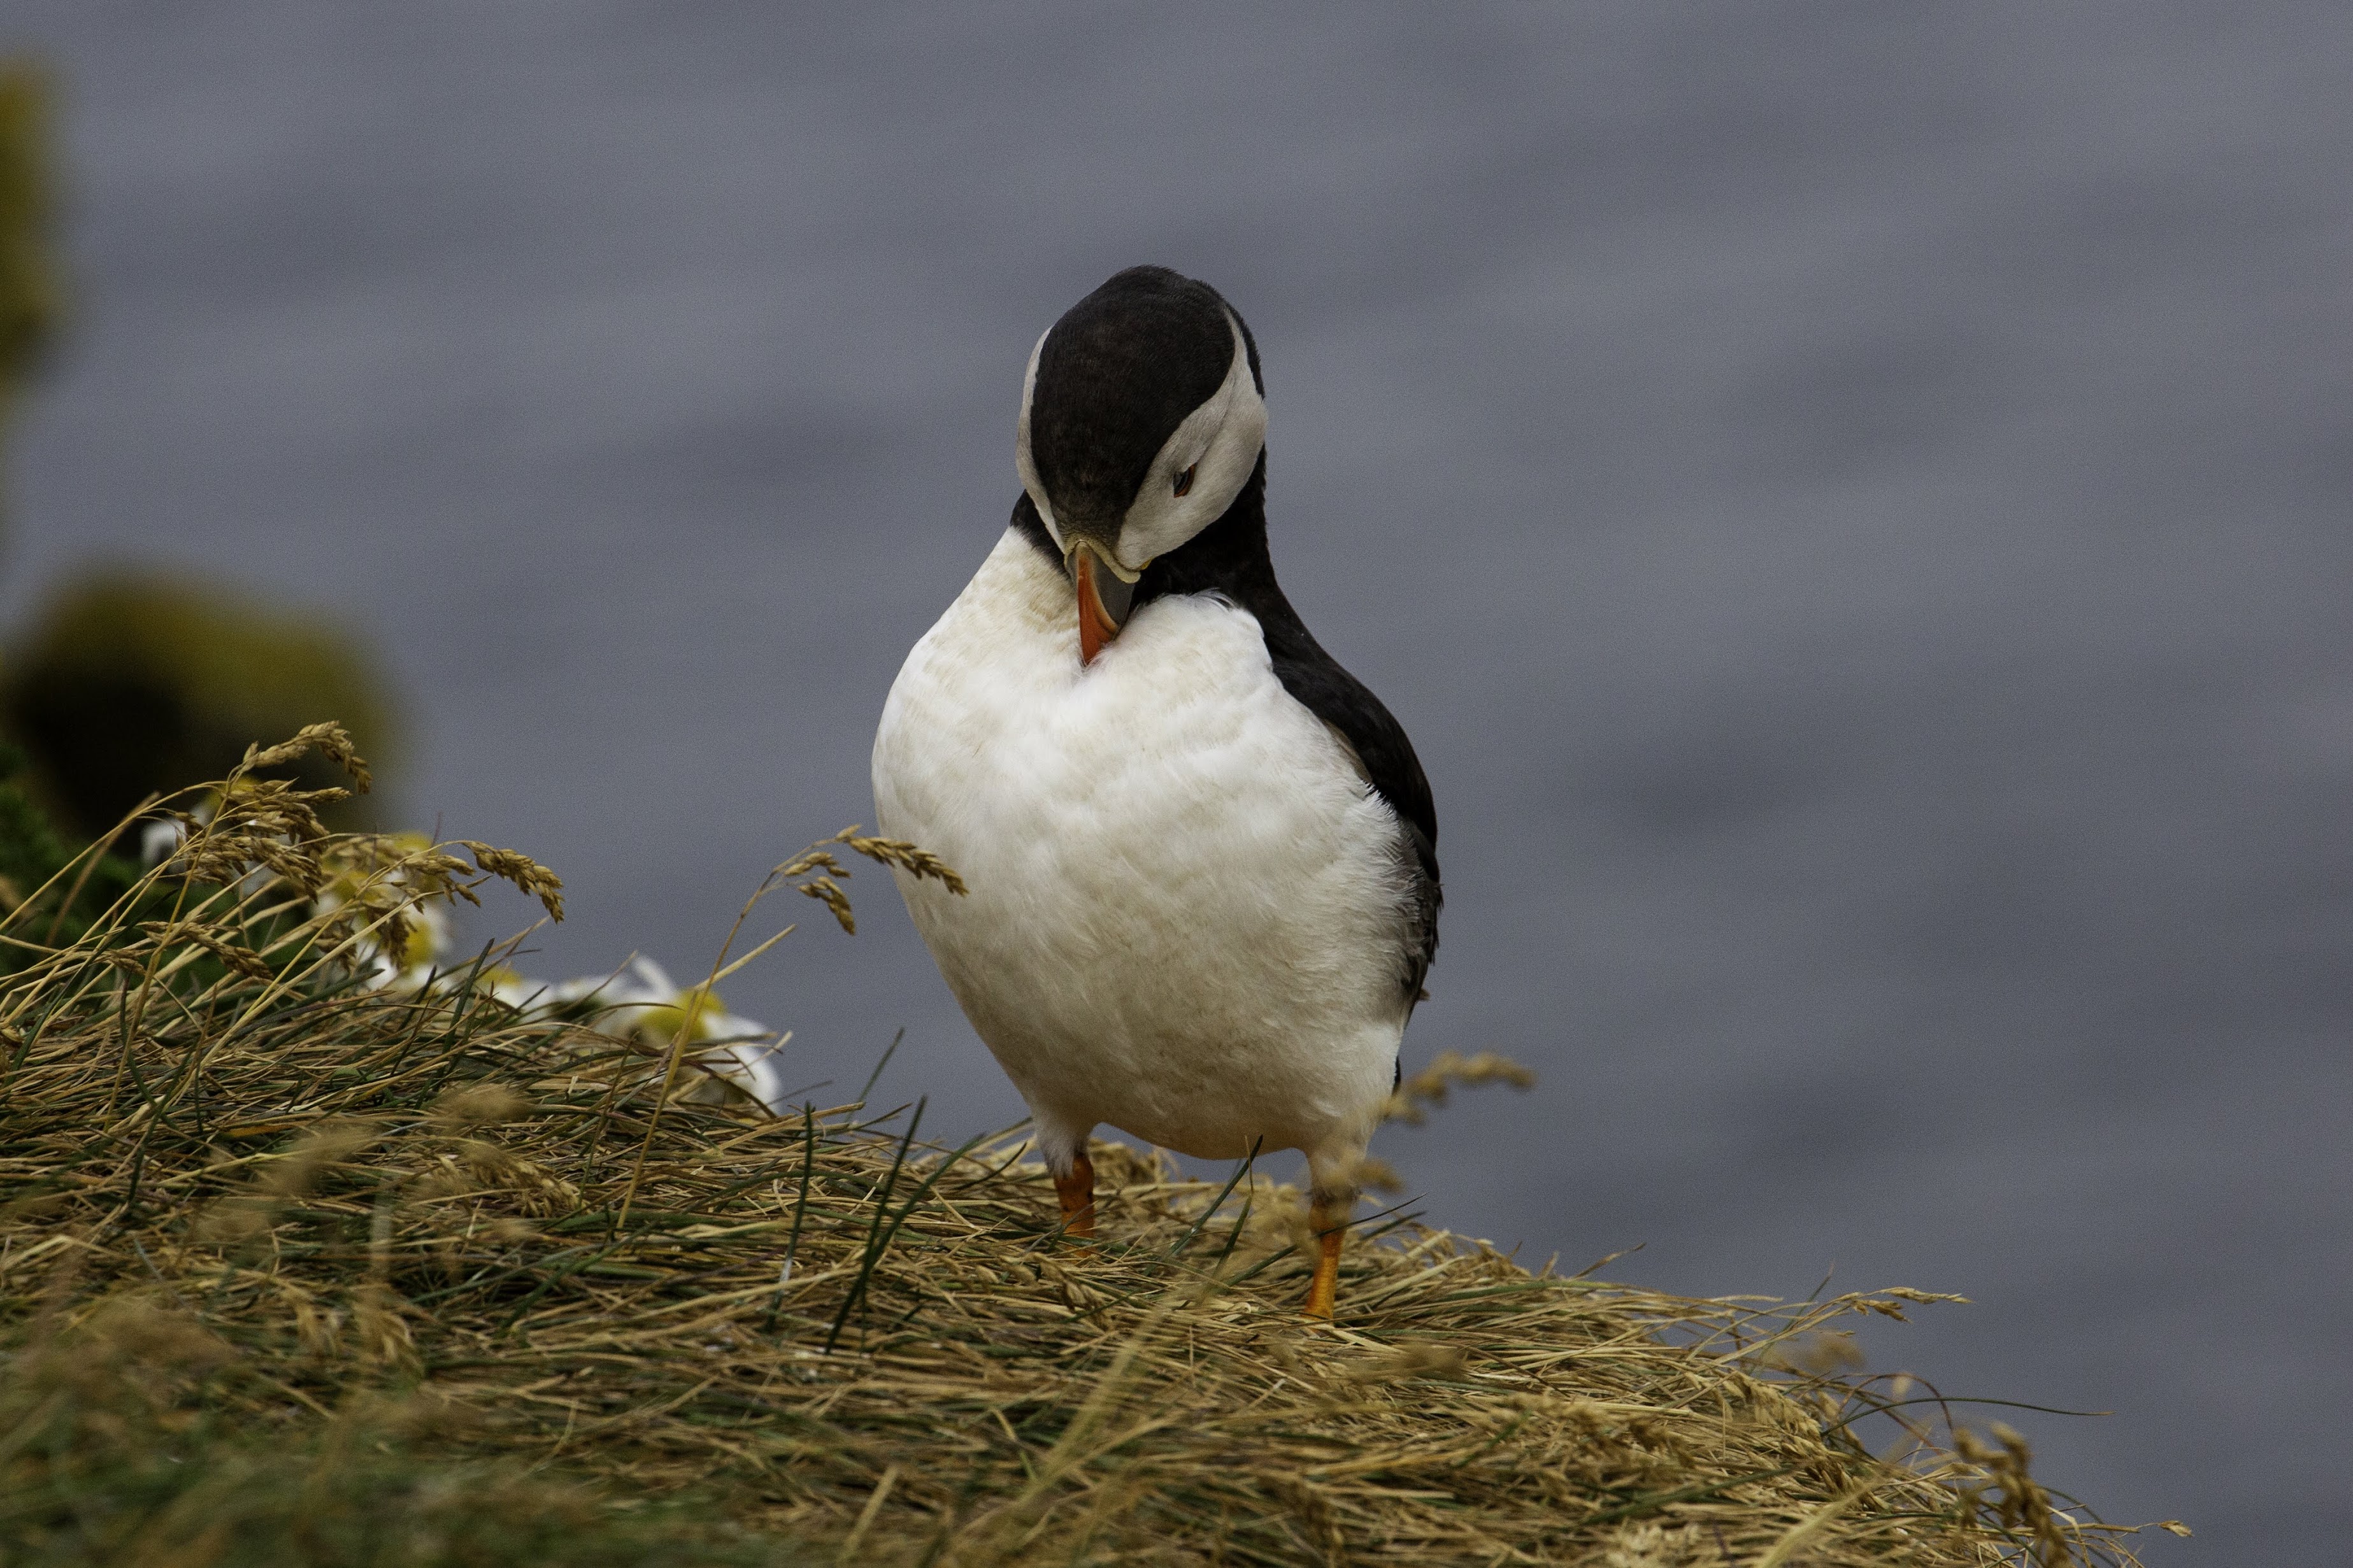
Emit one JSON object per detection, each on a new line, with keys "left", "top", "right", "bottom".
{"left": 1113, "top": 315, "right": 1267, "bottom": 572}
{"left": 1013, "top": 327, "right": 1064, "bottom": 551}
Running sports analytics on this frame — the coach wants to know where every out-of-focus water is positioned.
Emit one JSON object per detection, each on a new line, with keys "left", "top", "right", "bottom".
{"left": 9, "top": 3, "right": 2349, "bottom": 1556}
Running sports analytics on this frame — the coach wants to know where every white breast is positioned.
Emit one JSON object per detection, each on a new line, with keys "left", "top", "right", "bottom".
{"left": 872, "top": 527, "right": 1415, "bottom": 1173}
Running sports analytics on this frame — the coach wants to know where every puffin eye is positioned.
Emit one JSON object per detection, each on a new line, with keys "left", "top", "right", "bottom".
{"left": 1173, "top": 464, "right": 1196, "bottom": 498}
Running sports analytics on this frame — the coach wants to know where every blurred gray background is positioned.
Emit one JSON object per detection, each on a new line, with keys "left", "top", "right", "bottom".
{"left": 8, "top": 2, "right": 2347, "bottom": 1558}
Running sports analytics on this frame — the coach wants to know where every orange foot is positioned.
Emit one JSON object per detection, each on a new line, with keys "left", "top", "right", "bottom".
{"left": 1054, "top": 1147, "right": 1097, "bottom": 1240}
{"left": 1303, "top": 1194, "right": 1345, "bottom": 1320}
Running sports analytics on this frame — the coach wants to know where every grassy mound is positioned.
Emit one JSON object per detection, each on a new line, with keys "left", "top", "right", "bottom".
{"left": 0, "top": 734, "right": 2168, "bottom": 1566}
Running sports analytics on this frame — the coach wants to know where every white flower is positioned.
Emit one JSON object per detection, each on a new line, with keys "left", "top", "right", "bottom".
{"left": 302, "top": 837, "right": 794, "bottom": 1115}
{"left": 536, "top": 957, "right": 793, "bottom": 1113}
{"left": 313, "top": 837, "right": 453, "bottom": 993}
{"left": 139, "top": 817, "right": 189, "bottom": 868}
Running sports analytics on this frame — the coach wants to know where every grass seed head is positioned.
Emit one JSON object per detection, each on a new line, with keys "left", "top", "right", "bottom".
{"left": 430, "top": 1080, "right": 534, "bottom": 1128}
{"left": 459, "top": 839, "right": 566, "bottom": 922}
{"left": 352, "top": 1284, "right": 421, "bottom": 1377}
{"left": 240, "top": 720, "right": 373, "bottom": 794}
{"left": 1385, "top": 1049, "right": 1537, "bottom": 1125}
{"left": 1348, "top": 1342, "right": 1470, "bottom": 1383}
{"left": 259, "top": 1118, "right": 381, "bottom": 1200}
{"left": 1766, "top": 1328, "right": 1868, "bottom": 1379}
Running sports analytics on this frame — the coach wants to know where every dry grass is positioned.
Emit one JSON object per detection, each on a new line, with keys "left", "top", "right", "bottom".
{"left": 0, "top": 732, "right": 2176, "bottom": 1566}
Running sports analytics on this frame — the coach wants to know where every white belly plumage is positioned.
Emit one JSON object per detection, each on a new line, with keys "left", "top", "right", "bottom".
{"left": 871, "top": 527, "right": 1415, "bottom": 1176}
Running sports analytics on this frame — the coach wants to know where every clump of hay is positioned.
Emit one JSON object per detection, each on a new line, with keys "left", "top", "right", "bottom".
{"left": 0, "top": 734, "right": 2177, "bottom": 1566}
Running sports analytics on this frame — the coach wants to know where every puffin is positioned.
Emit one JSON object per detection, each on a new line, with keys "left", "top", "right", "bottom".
{"left": 871, "top": 266, "right": 1438, "bottom": 1318}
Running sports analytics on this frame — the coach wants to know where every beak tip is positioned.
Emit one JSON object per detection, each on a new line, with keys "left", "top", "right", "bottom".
{"left": 1073, "top": 545, "right": 1122, "bottom": 666}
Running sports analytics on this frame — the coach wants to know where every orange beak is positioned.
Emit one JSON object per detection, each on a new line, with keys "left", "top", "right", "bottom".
{"left": 1072, "top": 544, "right": 1129, "bottom": 666}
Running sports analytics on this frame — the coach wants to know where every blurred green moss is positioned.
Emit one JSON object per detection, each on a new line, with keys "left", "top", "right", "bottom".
{"left": 3, "top": 571, "right": 400, "bottom": 837}
{"left": 0, "top": 741, "right": 139, "bottom": 966}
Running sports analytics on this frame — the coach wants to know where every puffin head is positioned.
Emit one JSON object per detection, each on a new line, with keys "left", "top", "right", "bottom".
{"left": 1016, "top": 266, "right": 1268, "bottom": 665}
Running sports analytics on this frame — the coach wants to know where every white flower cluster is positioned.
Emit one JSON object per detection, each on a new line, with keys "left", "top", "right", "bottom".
{"left": 311, "top": 839, "right": 792, "bottom": 1115}
{"left": 141, "top": 808, "right": 796, "bottom": 1115}
{"left": 487, "top": 957, "right": 794, "bottom": 1114}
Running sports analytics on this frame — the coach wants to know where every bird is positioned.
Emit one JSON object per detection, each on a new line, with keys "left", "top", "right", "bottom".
{"left": 871, "top": 266, "right": 1438, "bottom": 1319}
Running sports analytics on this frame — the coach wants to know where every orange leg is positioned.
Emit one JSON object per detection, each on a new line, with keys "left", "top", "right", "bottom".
{"left": 1303, "top": 1193, "right": 1346, "bottom": 1320}
{"left": 1054, "top": 1147, "right": 1097, "bottom": 1239}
